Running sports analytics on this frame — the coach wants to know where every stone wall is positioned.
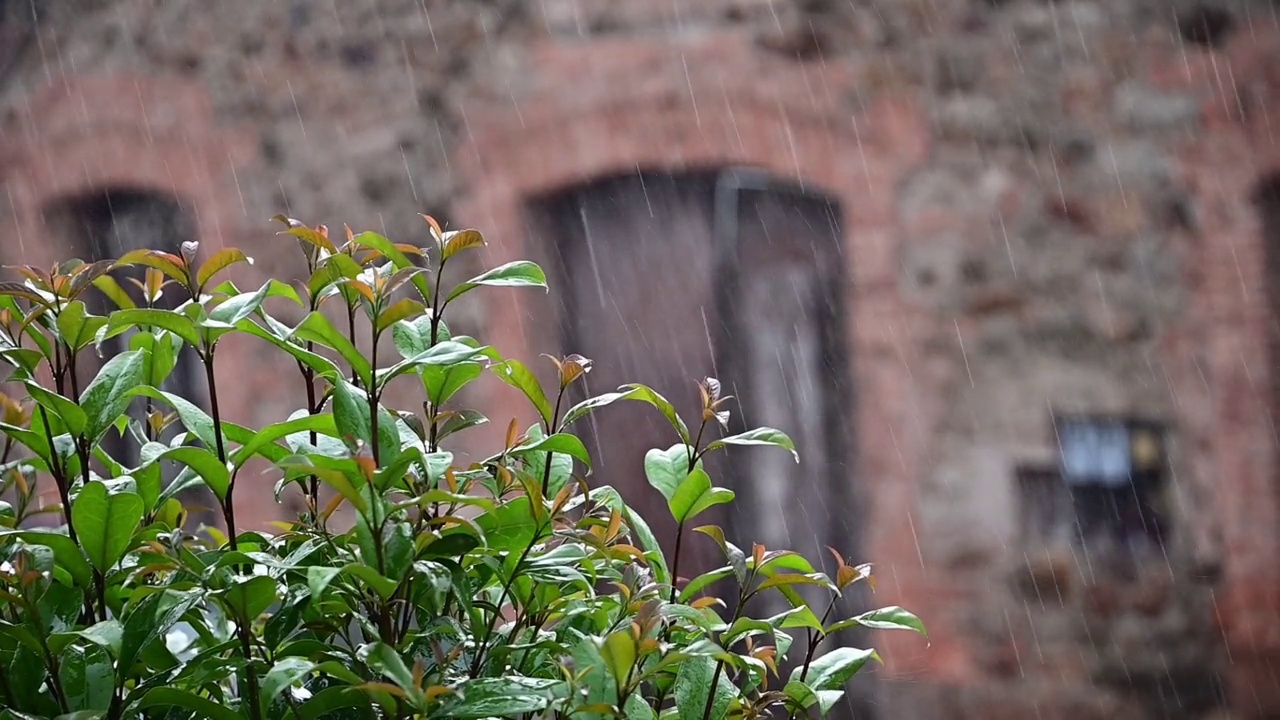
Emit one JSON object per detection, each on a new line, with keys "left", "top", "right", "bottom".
{"left": 1, "top": 0, "right": 1279, "bottom": 717}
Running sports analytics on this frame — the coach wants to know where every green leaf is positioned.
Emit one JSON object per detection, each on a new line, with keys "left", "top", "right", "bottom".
{"left": 131, "top": 387, "right": 219, "bottom": 449}
{"left": 422, "top": 362, "right": 484, "bottom": 406}
{"left": 234, "top": 318, "right": 342, "bottom": 381}
{"left": 755, "top": 572, "right": 832, "bottom": 593}
{"left": 442, "top": 677, "right": 560, "bottom": 719}
{"left": 60, "top": 643, "right": 113, "bottom": 711}
{"left": 391, "top": 315, "right": 437, "bottom": 358}
{"left": 279, "top": 455, "right": 368, "bottom": 514}
{"left": 23, "top": 382, "right": 87, "bottom": 437}
{"left": 0, "top": 530, "right": 92, "bottom": 589}
{"left": 293, "top": 311, "right": 372, "bottom": 387}
{"left": 332, "top": 378, "right": 401, "bottom": 466}
{"left": 157, "top": 446, "right": 231, "bottom": 500}
{"left": 376, "top": 341, "right": 487, "bottom": 389}
{"left": 132, "top": 687, "right": 242, "bottom": 720}
{"left": 118, "top": 589, "right": 202, "bottom": 680}
{"left": 622, "top": 384, "right": 692, "bottom": 444}
{"left": 383, "top": 521, "right": 414, "bottom": 581}
{"left": 90, "top": 274, "right": 136, "bottom": 310}
{"left": 343, "top": 563, "right": 399, "bottom": 600}
{"left": 644, "top": 444, "right": 693, "bottom": 502}
{"left": 705, "top": 427, "right": 798, "bottom": 462}
{"left": 56, "top": 301, "right": 107, "bottom": 351}
{"left": 79, "top": 349, "right": 146, "bottom": 443}
{"left": 73, "top": 620, "right": 124, "bottom": 656}
{"left": 437, "top": 409, "right": 488, "bottom": 440}
{"left": 358, "top": 641, "right": 414, "bottom": 692}
{"left": 446, "top": 260, "right": 547, "bottom": 303}
{"left": 231, "top": 413, "right": 337, "bottom": 469}
{"left": 601, "top": 630, "right": 638, "bottom": 690}
{"left": 772, "top": 605, "right": 825, "bottom": 634}
{"left": 783, "top": 680, "right": 844, "bottom": 716}
{"left": 196, "top": 248, "right": 252, "bottom": 288}
{"left": 825, "top": 606, "right": 927, "bottom": 638}
{"left": 70, "top": 482, "right": 143, "bottom": 573}
{"left": 503, "top": 432, "right": 592, "bottom": 468}
{"left": 674, "top": 656, "right": 733, "bottom": 720}
{"left": 476, "top": 496, "right": 546, "bottom": 553}
{"left": 129, "top": 330, "right": 180, "bottom": 389}
{"left": 624, "top": 693, "right": 658, "bottom": 720}
{"left": 588, "top": 486, "right": 670, "bottom": 585}
{"left": 206, "top": 279, "right": 272, "bottom": 326}
{"left": 260, "top": 656, "right": 315, "bottom": 710}
{"left": 789, "top": 647, "right": 879, "bottom": 692}
{"left": 306, "top": 566, "right": 342, "bottom": 601}
{"left": 569, "top": 637, "right": 613, "bottom": 716}
{"left": 441, "top": 229, "right": 486, "bottom": 260}
{"left": 679, "top": 567, "right": 736, "bottom": 603}
{"left": 668, "top": 468, "right": 733, "bottom": 524}
{"left": 103, "top": 308, "right": 201, "bottom": 348}
{"left": 219, "top": 575, "right": 278, "bottom": 620}
{"left": 296, "top": 687, "right": 379, "bottom": 720}
{"left": 375, "top": 297, "right": 424, "bottom": 333}
{"left": 490, "top": 359, "right": 553, "bottom": 428}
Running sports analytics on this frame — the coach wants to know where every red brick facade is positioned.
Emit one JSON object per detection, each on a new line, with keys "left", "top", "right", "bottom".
{"left": 1, "top": 2, "right": 1279, "bottom": 717}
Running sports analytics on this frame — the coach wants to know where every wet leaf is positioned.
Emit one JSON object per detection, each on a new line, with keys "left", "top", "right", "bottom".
{"left": 71, "top": 482, "right": 143, "bottom": 573}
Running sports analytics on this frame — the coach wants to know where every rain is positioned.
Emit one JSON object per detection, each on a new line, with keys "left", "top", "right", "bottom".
{"left": 0, "top": 0, "right": 1278, "bottom": 718}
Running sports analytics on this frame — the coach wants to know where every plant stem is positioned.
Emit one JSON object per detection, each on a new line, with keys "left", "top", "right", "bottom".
{"left": 689, "top": 418, "right": 708, "bottom": 467}
{"left": 700, "top": 577, "right": 754, "bottom": 720}
{"left": 538, "top": 386, "right": 565, "bottom": 496}
{"left": 235, "top": 620, "right": 264, "bottom": 720}
{"left": 36, "top": 406, "right": 75, "bottom": 543}
{"left": 301, "top": 355, "right": 320, "bottom": 516}
{"left": 368, "top": 328, "right": 380, "bottom": 467}
{"left": 469, "top": 520, "right": 546, "bottom": 677}
{"left": 201, "top": 347, "right": 263, "bottom": 720}
{"left": 346, "top": 306, "right": 359, "bottom": 385}
{"left": 429, "top": 258, "right": 446, "bottom": 346}
{"left": 202, "top": 354, "right": 235, "bottom": 550}
{"left": 669, "top": 523, "right": 686, "bottom": 604}
{"left": 787, "top": 597, "right": 839, "bottom": 720}
{"left": 29, "top": 601, "right": 71, "bottom": 713}
{"left": 797, "top": 597, "right": 839, "bottom": 684}
{"left": 700, "top": 660, "right": 727, "bottom": 720}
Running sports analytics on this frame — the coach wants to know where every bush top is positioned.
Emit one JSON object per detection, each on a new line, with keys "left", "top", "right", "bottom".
{"left": 0, "top": 215, "right": 922, "bottom": 719}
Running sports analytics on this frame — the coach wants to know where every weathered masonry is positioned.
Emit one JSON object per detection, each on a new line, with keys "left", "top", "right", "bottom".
{"left": 1, "top": 1, "right": 1279, "bottom": 717}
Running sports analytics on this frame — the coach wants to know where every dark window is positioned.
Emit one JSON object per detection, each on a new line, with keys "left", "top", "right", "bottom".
{"left": 1017, "top": 417, "right": 1170, "bottom": 566}
{"left": 527, "top": 169, "right": 856, "bottom": 597}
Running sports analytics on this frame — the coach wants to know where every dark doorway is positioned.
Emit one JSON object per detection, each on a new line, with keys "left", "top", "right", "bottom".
{"left": 529, "top": 168, "right": 865, "bottom": 713}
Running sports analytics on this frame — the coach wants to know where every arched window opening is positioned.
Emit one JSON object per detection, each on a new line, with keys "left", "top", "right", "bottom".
{"left": 527, "top": 168, "right": 862, "bottom": 690}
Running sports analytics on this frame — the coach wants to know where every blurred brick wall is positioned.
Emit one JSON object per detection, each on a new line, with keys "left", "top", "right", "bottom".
{"left": 0, "top": 0, "right": 1279, "bottom": 717}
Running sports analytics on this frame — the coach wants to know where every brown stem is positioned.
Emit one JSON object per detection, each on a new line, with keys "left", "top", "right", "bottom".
{"left": 469, "top": 520, "right": 546, "bottom": 677}
{"left": 202, "top": 348, "right": 264, "bottom": 719}
{"left": 669, "top": 523, "right": 686, "bottom": 605}
{"left": 539, "top": 387, "right": 565, "bottom": 496}
{"left": 368, "top": 328, "right": 380, "bottom": 468}
{"left": 202, "top": 354, "right": 235, "bottom": 549}
{"left": 346, "top": 305, "right": 359, "bottom": 386}
{"left": 786, "top": 597, "right": 839, "bottom": 720}
{"left": 301, "top": 356, "right": 320, "bottom": 516}
{"left": 36, "top": 406, "right": 76, "bottom": 543}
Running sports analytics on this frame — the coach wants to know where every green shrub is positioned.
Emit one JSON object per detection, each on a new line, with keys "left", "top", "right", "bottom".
{"left": 0, "top": 215, "right": 923, "bottom": 719}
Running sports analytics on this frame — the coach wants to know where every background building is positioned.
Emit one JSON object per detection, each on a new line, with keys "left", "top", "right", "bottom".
{"left": 1, "top": 0, "right": 1279, "bottom": 717}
